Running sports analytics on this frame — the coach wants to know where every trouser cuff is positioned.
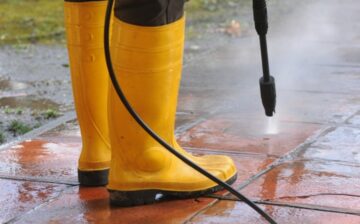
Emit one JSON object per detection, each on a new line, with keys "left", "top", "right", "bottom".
{"left": 114, "top": 0, "right": 185, "bottom": 26}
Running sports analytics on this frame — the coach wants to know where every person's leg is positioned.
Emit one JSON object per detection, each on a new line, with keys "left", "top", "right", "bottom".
{"left": 107, "top": 0, "right": 237, "bottom": 206}
{"left": 64, "top": 0, "right": 111, "bottom": 186}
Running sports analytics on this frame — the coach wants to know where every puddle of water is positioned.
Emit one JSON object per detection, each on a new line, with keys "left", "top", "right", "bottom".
{"left": 0, "top": 79, "right": 28, "bottom": 91}
{"left": 0, "top": 95, "right": 59, "bottom": 110}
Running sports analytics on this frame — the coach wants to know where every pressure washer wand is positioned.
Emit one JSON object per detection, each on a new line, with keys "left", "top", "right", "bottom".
{"left": 253, "top": 0, "right": 276, "bottom": 117}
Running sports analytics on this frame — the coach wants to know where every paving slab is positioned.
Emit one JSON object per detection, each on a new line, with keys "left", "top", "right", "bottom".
{"left": 189, "top": 149, "right": 275, "bottom": 191}
{"left": 0, "top": 131, "right": 275, "bottom": 223}
{"left": 347, "top": 113, "right": 360, "bottom": 127}
{"left": 12, "top": 186, "right": 216, "bottom": 224}
{"left": 0, "top": 139, "right": 80, "bottom": 184}
{"left": 300, "top": 126, "right": 360, "bottom": 164}
{"left": 188, "top": 201, "right": 360, "bottom": 224}
{"left": 178, "top": 116, "right": 320, "bottom": 156}
{"left": 0, "top": 178, "right": 68, "bottom": 223}
{"left": 241, "top": 159, "right": 360, "bottom": 211}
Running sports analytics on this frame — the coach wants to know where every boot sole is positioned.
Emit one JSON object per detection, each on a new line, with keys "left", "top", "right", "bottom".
{"left": 78, "top": 169, "right": 109, "bottom": 186}
{"left": 109, "top": 173, "right": 237, "bottom": 206}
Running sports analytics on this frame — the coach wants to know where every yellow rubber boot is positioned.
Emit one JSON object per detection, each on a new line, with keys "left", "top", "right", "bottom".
{"left": 108, "top": 17, "right": 237, "bottom": 206}
{"left": 64, "top": 0, "right": 111, "bottom": 186}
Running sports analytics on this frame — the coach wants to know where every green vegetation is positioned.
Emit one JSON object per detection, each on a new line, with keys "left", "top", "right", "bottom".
{"left": 0, "top": 0, "right": 252, "bottom": 45}
{"left": 7, "top": 120, "right": 32, "bottom": 136}
{"left": 4, "top": 107, "right": 23, "bottom": 115}
{"left": 42, "top": 109, "right": 60, "bottom": 119}
{"left": 185, "top": 0, "right": 251, "bottom": 18}
{"left": 0, "top": 132, "right": 5, "bottom": 144}
{"left": 31, "top": 108, "right": 61, "bottom": 120}
{"left": 0, "top": 0, "right": 294, "bottom": 45}
{"left": 0, "top": 106, "right": 61, "bottom": 142}
{"left": 0, "top": 0, "right": 64, "bottom": 45}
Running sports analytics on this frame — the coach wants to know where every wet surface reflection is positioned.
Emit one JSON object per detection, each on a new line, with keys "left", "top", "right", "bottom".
{"left": 0, "top": 139, "right": 80, "bottom": 183}
{"left": 188, "top": 201, "right": 360, "bottom": 224}
{"left": 302, "top": 127, "right": 360, "bottom": 163}
{"left": 0, "top": 79, "right": 28, "bottom": 91}
{"left": 178, "top": 117, "right": 319, "bottom": 156}
{"left": 0, "top": 95, "right": 59, "bottom": 110}
{"left": 14, "top": 186, "right": 217, "bottom": 224}
{"left": 242, "top": 160, "right": 360, "bottom": 210}
{"left": 0, "top": 179, "right": 66, "bottom": 223}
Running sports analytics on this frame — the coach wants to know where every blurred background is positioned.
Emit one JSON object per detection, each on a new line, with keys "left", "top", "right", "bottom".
{"left": 0, "top": 0, "right": 358, "bottom": 148}
{"left": 0, "top": 0, "right": 292, "bottom": 144}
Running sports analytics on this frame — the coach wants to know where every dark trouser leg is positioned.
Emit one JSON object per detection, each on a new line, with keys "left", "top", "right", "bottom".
{"left": 114, "top": 0, "right": 185, "bottom": 26}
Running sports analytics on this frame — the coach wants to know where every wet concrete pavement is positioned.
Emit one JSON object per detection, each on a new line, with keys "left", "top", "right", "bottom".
{"left": 1, "top": 0, "right": 360, "bottom": 223}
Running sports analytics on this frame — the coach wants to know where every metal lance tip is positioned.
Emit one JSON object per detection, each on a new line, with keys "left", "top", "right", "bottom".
{"left": 260, "top": 76, "right": 276, "bottom": 117}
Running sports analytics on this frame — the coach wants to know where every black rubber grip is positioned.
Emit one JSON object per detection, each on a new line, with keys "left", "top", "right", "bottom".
{"left": 259, "top": 76, "right": 276, "bottom": 117}
{"left": 253, "top": 0, "right": 268, "bottom": 36}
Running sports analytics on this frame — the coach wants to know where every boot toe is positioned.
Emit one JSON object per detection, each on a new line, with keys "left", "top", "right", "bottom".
{"left": 191, "top": 154, "right": 237, "bottom": 182}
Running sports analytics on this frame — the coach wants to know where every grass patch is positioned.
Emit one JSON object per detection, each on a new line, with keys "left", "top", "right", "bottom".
{"left": 7, "top": 120, "right": 32, "bottom": 136}
{"left": 0, "top": 132, "right": 5, "bottom": 144}
{"left": 0, "top": 0, "right": 293, "bottom": 45}
{"left": 42, "top": 109, "right": 60, "bottom": 119}
{"left": 0, "top": 0, "right": 249, "bottom": 45}
{"left": 4, "top": 107, "right": 23, "bottom": 115}
{"left": 0, "top": 0, "right": 64, "bottom": 45}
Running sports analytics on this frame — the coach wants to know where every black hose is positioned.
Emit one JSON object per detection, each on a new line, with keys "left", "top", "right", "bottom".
{"left": 103, "top": 0, "right": 277, "bottom": 223}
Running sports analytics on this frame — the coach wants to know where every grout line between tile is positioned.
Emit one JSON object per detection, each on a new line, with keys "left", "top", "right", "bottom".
{"left": 286, "top": 158, "right": 360, "bottom": 168}
{"left": 185, "top": 146, "right": 280, "bottom": 159}
{"left": 183, "top": 199, "right": 222, "bottom": 224}
{"left": 344, "top": 110, "right": 360, "bottom": 124}
{"left": 5, "top": 185, "right": 76, "bottom": 224}
{"left": 0, "top": 175, "right": 78, "bottom": 186}
{"left": 186, "top": 110, "right": 360, "bottom": 222}
{"left": 231, "top": 125, "right": 340, "bottom": 193}
{"left": 175, "top": 117, "right": 207, "bottom": 136}
{"left": 256, "top": 200, "right": 360, "bottom": 217}
{"left": 204, "top": 194, "right": 360, "bottom": 217}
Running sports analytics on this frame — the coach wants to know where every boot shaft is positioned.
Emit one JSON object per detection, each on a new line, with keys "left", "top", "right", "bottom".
{"left": 64, "top": 1, "right": 111, "bottom": 172}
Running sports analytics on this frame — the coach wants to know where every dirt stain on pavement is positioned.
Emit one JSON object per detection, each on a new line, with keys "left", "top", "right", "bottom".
{"left": 0, "top": 96, "right": 59, "bottom": 111}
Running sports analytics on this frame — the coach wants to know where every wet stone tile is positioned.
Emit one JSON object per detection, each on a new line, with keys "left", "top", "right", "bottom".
{"left": 15, "top": 186, "right": 218, "bottom": 224}
{"left": 39, "top": 119, "right": 80, "bottom": 140}
{"left": 272, "top": 91, "right": 359, "bottom": 124}
{"left": 0, "top": 178, "right": 67, "bottom": 223}
{"left": 241, "top": 160, "right": 360, "bottom": 211}
{"left": 188, "top": 201, "right": 360, "bottom": 224}
{"left": 175, "top": 111, "right": 203, "bottom": 135}
{"left": 227, "top": 155, "right": 274, "bottom": 190}
{"left": 178, "top": 117, "right": 319, "bottom": 156}
{"left": 182, "top": 62, "right": 354, "bottom": 126}
{"left": 301, "top": 126, "right": 360, "bottom": 163}
{"left": 177, "top": 90, "right": 222, "bottom": 114}
{"left": 189, "top": 149, "right": 275, "bottom": 190}
{"left": 347, "top": 114, "right": 360, "bottom": 126}
{"left": 0, "top": 139, "right": 80, "bottom": 184}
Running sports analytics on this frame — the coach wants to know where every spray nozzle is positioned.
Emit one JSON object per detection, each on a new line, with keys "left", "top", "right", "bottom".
{"left": 260, "top": 76, "right": 276, "bottom": 117}
{"left": 253, "top": 0, "right": 277, "bottom": 117}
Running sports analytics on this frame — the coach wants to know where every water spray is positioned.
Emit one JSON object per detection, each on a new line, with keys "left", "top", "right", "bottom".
{"left": 253, "top": 0, "right": 277, "bottom": 117}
